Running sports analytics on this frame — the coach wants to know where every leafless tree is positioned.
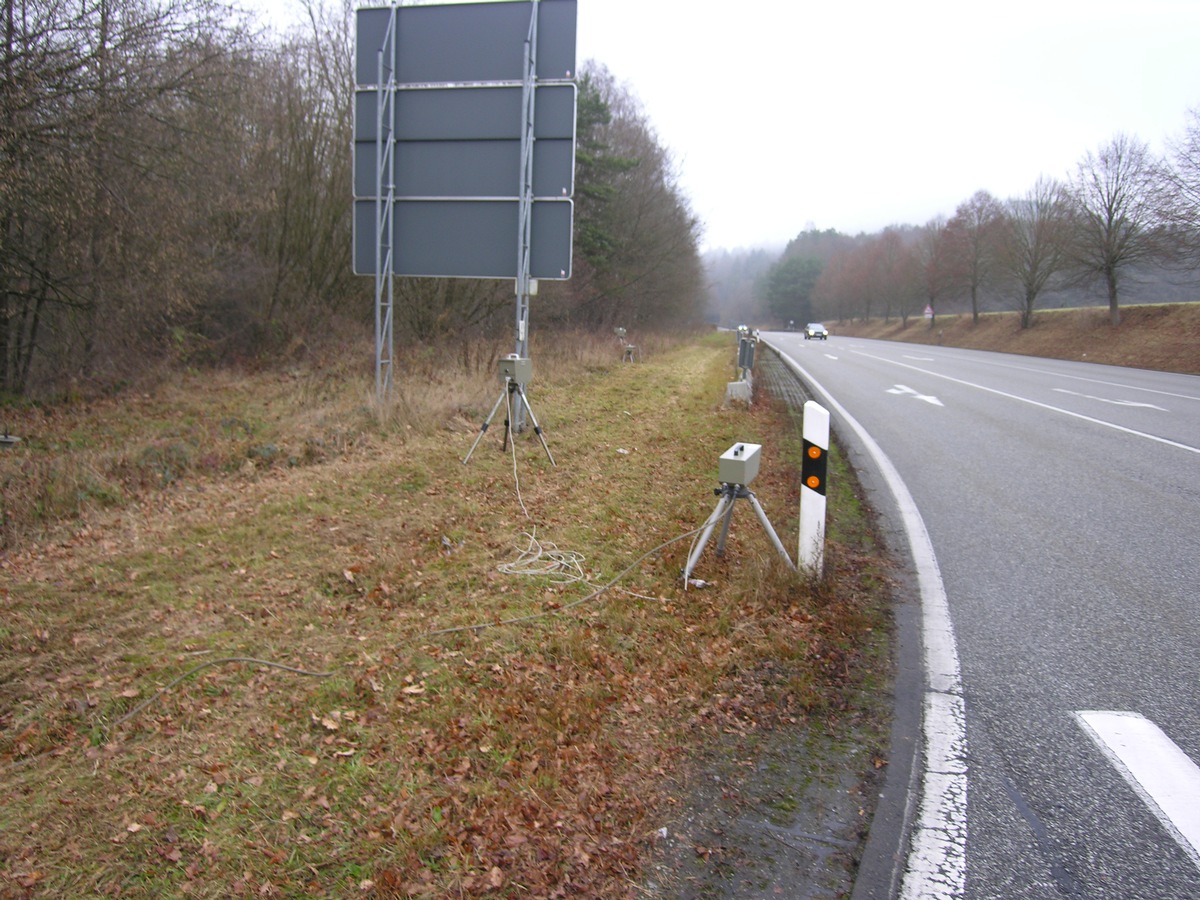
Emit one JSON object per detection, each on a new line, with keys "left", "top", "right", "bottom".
{"left": 228, "top": 0, "right": 364, "bottom": 337}
{"left": 1002, "top": 177, "right": 1073, "bottom": 329}
{"left": 945, "top": 190, "right": 1005, "bottom": 323}
{"left": 75, "top": 0, "right": 245, "bottom": 373}
{"left": 1159, "top": 107, "right": 1200, "bottom": 265}
{"left": 1, "top": 0, "right": 246, "bottom": 392}
{"left": 812, "top": 247, "right": 860, "bottom": 323}
{"left": 1068, "top": 133, "right": 1164, "bottom": 326}
{"left": 393, "top": 278, "right": 510, "bottom": 344}
{"left": 913, "top": 217, "right": 953, "bottom": 327}
{"left": 2, "top": 0, "right": 93, "bottom": 392}
{"left": 812, "top": 235, "right": 880, "bottom": 323}
{"left": 870, "top": 227, "right": 919, "bottom": 323}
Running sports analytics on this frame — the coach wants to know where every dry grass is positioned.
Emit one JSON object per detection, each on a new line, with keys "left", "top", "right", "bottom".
{"left": 0, "top": 330, "right": 656, "bottom": 549}
{"left": 0, "top": 329, "right": 889, "bottom": 897}
{"left": 831, "top": 302, "right": 1200, "bottom": 374}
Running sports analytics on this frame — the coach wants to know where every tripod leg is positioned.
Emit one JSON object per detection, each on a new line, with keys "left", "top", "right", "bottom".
{"left": 714, "top": 490, "right": 739, "bottom": 557}
{"left": 515, "top": 386, "right": 556, "bottom": 467}
{"left": 502, "top": 381, "right": 522, "bottom": 453}
{"left": 684, "top": 494, "right": 730, "bottom": 582}
{"left": 747, "top": 491, "right": 795, "bottom": 570}
{"left": 462, "top": 389, "right": 508, "bottom": 465}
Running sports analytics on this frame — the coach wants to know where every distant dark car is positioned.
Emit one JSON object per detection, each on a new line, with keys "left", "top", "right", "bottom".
{"left": 804, "top": 323, "right": 829, "bottom": 340}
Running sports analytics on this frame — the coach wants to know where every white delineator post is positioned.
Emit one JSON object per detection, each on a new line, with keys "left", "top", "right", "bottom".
{"left": 799, "top": 400, "right": 830, "bottom": 575}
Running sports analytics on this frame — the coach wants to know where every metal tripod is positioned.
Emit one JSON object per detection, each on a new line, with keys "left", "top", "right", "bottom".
{"left": 462, "top": 377, "right": 556, "bottom": 466}
{"left": 684, "top": 482, "right": 793, "bottom": 582}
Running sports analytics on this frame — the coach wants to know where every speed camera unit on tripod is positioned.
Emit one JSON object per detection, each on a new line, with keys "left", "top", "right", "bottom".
{"left": 462, "top": 354, "right": 554, "bottom": 466}
{"left": 499, "top": 354, "right": 532, "bottom": 386}
{"left": 719, "top": 442, "right": 760, "bottom": 486}
{"left": 684, "top": 441, "right": 792, "bottom": 583}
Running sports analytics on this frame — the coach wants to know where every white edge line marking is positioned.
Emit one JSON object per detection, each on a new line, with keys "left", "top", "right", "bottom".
{"left": 852, "top": 351, "right": 1200, "bottom": 454}
{"left": 1075, "top": 711, "right": 1200, "bottom": 871}
{"left": 772, "top": 345, "right": 967, "bottom": 899}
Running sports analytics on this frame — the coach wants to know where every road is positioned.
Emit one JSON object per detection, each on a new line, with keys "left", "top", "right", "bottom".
{"left": 763, "top": 332, "right": 1200, "bottom": 899}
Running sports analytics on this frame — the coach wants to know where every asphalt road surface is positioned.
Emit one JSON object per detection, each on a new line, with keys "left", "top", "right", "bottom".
{"left": 764, "top": 332, "right": 1200, "bottom": 899}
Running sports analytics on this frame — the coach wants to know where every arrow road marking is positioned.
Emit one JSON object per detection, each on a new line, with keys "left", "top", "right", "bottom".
{"left": 854, "top": 351, "right": 1198, "bottom": 454}
{"left": 1052, "top": 388, "right": 1167, "bottom": 411}
{"left": 887, "top": 384, "right": 944, "bottom": 406}
{"left": 1076, "top": 711, "right": 1200, "bottom": 871}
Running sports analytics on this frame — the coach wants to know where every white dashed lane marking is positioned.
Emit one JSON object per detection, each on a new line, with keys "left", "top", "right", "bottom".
{"left": 1076, "top": 710, "right": 1200, "bottom": 871}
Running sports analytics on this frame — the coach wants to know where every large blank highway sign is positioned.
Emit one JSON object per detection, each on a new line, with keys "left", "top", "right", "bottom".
{"left": 353, "top": 0, "right": 577, "bottom": 279}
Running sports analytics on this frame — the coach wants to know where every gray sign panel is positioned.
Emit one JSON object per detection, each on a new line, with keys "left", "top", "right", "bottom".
{"left": 355, "top": 0, "right": 577, "bottom": 86}
{"left": 354, "top": 199, "right": 572, "bottom": 279}
{"left": 354, "top": 139, "right": 574, "bottom": 199}
{"left": 354, "top": 84, "right": 575, "bottom": 142}
{"left": 353, "top": 84, "right": 576, "bottom": 198}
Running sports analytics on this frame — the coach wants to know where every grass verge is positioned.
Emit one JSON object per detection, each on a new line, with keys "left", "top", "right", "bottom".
{"left": 0, "top": 330, "right": 890, "bottom": 897}
{"left": 829, "top": 301, "right": 1200, "bottom": 374}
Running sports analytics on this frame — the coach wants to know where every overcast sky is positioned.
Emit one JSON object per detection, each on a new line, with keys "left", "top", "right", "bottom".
{"left": 575, "top": 0, "right": 1200, "bottom": 251}
{"left": 264, "top": 0, "right": 1200, "bottom": 252}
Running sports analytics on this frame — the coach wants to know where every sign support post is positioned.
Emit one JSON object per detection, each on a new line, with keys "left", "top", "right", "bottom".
{"left": 354, "top": 0, "right": 576, "bottom": 420}
{"left": 511, "top": 0, "right": 539, "bottom": 431}
{"left": 372, "top": 4, "right": 398, "bottom": 403}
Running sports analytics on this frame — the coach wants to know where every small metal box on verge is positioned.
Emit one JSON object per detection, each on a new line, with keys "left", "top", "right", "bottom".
{"left": 499, "top": 355, "right": 532, "bottom": 385}
{"left": 719, "top": 442, "right": 760, "bottom": 486}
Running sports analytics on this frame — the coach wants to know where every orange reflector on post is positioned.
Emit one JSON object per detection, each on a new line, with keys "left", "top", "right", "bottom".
{"left": 801, "top": 438, "right": 827, "bottom": 497}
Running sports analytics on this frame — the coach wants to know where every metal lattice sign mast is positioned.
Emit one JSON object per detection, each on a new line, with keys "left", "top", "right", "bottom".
{"left": 512, "top": 1, "right": 538, "bottom": 427}
{"left": 371, "top": 7, "right": 398, "bottom": 400}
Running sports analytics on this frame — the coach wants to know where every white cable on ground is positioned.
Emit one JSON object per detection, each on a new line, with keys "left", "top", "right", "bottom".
{"left": 425, "top": 523, "right": 707, "bottom": 639}
{"left": 492, "top": 393, "right": 664, "bottom": 613}
{"left": 497, "top": 529, "right": 587, "bottom": 584}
